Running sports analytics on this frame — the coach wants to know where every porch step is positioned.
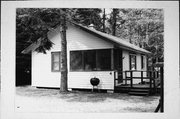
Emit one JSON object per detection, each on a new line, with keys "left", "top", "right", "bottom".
{"left": 128, "top": 89, "right": 150, "bottom": 96}
{"left": 128, "top": 92, "right": 149, "bottom": 96}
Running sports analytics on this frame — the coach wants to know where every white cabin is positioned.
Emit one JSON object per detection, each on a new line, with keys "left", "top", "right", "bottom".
{"left": 22, "top": 22, "right": 151, "bottom": 91}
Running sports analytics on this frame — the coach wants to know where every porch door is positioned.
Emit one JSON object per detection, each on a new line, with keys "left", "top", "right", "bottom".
{"left": 114, "top": 49, "right": 123, "bottom": 83}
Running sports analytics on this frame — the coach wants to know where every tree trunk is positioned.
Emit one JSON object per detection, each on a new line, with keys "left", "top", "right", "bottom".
{"left": 129, "top": 25, "right": 132, "bottom": 43}
{"left": 112, "top": 9, "right": 118, "bottom": 36}
{"left": 103, "top": 8, "right": 106, "bottom": 33}
{"left": 145, "top": 23, "right": 149, "bottom": 47}
{"left": 138, "top": 25, "right": 142, "bottom": 48}
{"left": 60, "top": 13, "right": 68, "bottom": 92}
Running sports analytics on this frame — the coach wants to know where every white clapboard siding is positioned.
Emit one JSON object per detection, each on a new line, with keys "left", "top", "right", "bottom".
{"left": 67, "top": 25, "right": 114, "bottom": 51}
{"left": 31, "top": 27, "right": 62, "bottom": 88}
{"left": 68, "top": 71, "right": 114, "bottom": 90}
{"left": 32, "top": 51, "right": 61, "bottom": 88}
{"left": 122, "top": 50, "right": 129, "bottom": 72}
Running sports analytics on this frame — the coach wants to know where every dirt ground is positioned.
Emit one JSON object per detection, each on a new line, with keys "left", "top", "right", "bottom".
{"left": 15, "top": 86, "right": 160, "bottom": 113}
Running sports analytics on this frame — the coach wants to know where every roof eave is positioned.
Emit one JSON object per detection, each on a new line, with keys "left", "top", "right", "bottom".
{"left": 21, "top": 38, "right": 41, "bottom": 54}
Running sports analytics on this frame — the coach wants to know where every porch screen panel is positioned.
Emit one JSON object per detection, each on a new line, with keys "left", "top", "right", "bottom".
{"left": 96, "top": 49, "right": 111, "bottom": 70}
{"left": 84, "top": 50, "right": 96, "bottom": 71}
{"left": 70, "top": 51, "right": 83, "bottom": 71}
{"left": 70, "top": 49, "right": 112, "bottom": 71}
{"left": 52, "top": 52, "right": 61, "bottom": 72}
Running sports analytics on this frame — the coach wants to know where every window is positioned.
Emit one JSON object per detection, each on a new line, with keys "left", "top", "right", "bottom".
{"left": 84, "top": 50, "right": 96, "bottom": 71}
{"left": 70, "top": 51, "right": 83, "bottom": 71}
{"left": 141, "top": 55, "right": 145, "bottom": 69}
{"left": 70, "top": 49, "right": 111, "bottom": 71}
{"left": 96, "top": 49, "right": 111, "bottom": 70}
{"left": 51, "top": 52, "right": 61, "bottom": 72}
{"left": 129, "top": 54, "right": 136, "bottom": 70}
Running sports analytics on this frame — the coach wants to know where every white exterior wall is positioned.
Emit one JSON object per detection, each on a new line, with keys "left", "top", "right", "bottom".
{"left": 31, "top": 25, "right": 115, "bottom": 90}
{"left": 68, "top": 72, "right": 114, "bottom": 90}
{"left": 122, "top": 50, "right": 129, "bottom": 72}
{"left": 31, "top": 28, "right": 62, "bottom": 88}
{"left": 122, "top": 50, "right": 147, "bottom": 84}
{"left": 32, "top": 51, "right": 61, "bottom": 87}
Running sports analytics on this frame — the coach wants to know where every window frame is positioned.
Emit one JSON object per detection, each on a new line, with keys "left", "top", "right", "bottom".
{"left": 51, "top": 52, "right": 61, "bottom": 72}
{"left": 70, "top": 51, "right": 84, "bottom": 71}
{"left": 70, "top": 49, "right": 112, "bottom": 72}
{"left": 141, "top": 55, "right": 145, "bottom": 69}
{"left": 84, "top": 50, "right": 97, "bottom": 71}
{"left": 96, "top": 49, "right": 112, "bottom": 71}
{"left": 129, "top": 53, "right": 137, "bottom": 70}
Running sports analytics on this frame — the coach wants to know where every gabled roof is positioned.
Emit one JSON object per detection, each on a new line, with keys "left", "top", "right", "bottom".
{"left": 72, "top": 22, "right": 151, "bottom": 54}
{"left": 22, "top": 22, "right": 151, "bottom": 54}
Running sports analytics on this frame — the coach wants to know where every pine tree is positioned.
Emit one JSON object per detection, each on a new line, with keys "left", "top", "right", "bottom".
{"left": 16, "top": 8, "right": 71, "bottom": 92}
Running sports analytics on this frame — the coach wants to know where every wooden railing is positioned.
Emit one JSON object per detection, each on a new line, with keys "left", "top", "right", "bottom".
{"left": 123, "top": 70, "right": 159, "bottom": 91}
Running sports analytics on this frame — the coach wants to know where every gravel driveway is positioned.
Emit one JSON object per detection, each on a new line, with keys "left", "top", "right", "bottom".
{"left": 15, "top": 86, "right": 159, "bottom": 113}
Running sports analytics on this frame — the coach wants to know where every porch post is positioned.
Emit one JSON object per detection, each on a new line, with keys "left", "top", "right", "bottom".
{"left": 130, "top": 71, "right": 133, "bottom": 88}
{"left": 160, "top": 66, "right": 164, "bottom": 112}
{"left": 111, "top": 49, "right": 114, "bottom": 70}
{"left": 149, "top": 71, "right": 152, "bottom": 92}
{"left": 125, "top": 71, "right": 127, "bottom": 85}
{"left": 141, "top": 71, "right": 143, "bottom": 83}
{"left": 111, "top": 49, "right": 115, "bottom": 87}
